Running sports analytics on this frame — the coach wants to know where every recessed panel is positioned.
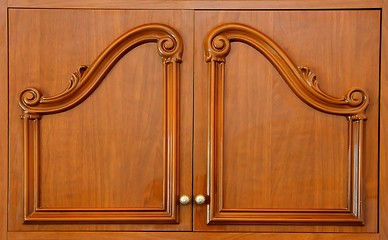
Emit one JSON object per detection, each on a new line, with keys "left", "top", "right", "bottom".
{"left": 194, "top": 10, "right": 379, "bottom": 232}
{"left": 38, "top": 45, "right": 164, "bottom": 209}
{"left": 9, "top": 9, "right": 193, "bottom": 231}
{"left": 222, "top": 43, "right": 348, "bottom": 210}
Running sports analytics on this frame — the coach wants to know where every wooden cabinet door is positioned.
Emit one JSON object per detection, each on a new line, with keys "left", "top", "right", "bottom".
{"left": 194, "top": 10, "right": 380, "bottom": 232}
{"left": 8, "top": 6, "right": 381, "bottom": 237}
{"left": 9, "top": 9, "right": 194, "bottom": 231}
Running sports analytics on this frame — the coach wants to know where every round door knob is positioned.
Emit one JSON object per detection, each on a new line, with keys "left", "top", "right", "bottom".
{"left": 194, "top": 194, "right": 206, "bottom": 205}
{"left": 179, "top": 195, "right": 191, "bottom": 205}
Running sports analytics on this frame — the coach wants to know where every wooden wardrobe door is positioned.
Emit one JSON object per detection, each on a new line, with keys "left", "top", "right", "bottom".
{"left": 193, "top": 10, "right": 380, "bottom": 232}
{"left": 9, "top": 9, "right": 193, "bottom": 231}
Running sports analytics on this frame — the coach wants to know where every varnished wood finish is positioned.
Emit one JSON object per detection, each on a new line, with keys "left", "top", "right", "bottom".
{"left": 6, "top": 232, "right": 381, "bottom": 240}
{"left": 18, "top": 23, "right": 183, "bottom": 223}
{"left": 9, "top": 9, "right": 193, "bottom": 231}
{"left": 7, "top": 0, "right": 383, "bottom": 9}
{"left": 4, "top": 1, "right": 388, "bottom": 239}
{"left": 19, "top": 24, "right": 183, "bottom": 115}
{"left": 204, "top": 23, "right": 367, "bottom": 225}
{"left": 205, "top": 24, "right": 368, "bottom": 117}
{"left": 0, "top": 0, "right": 7, "bottom": 239}
{"left": 380, "top": 0, "right": 388, "bottom": 239}
{"left": 194, "top": 10, "right": 379, "bottom": 232}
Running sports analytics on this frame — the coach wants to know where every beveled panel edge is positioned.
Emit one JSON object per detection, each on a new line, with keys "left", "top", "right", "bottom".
{"left": 7, "top": 0, "right": 383, "bottom": 10}
{"left": 24, "top": 212, "right": 178, "bottom": 223}
{"left": 19, "top": 23, "right": 183, "bottom": 224}
{"left": 18, "top": 23, "right": 183, "bottom": 115}
{"left": 205, "top": 23, "right": 367, "bottom": 225}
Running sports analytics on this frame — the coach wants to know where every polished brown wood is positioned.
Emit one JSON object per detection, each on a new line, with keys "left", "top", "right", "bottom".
{"left": 0, "top": 0, "right": 7, "bottom": 239}
{"left": 19, "top": 23, "right": 183, "bottom": 223}
{"left": 9, "top": 9, "right": 194, "bottom": 231}
{"left": 19, "top": 24, "right": 183, "bottom": 115}
{"left": 380, "top": 0, "right": 388, "bottom": 239}
{"left": 205, "top": 23, "right": 367, "bottom": 225}
{"left": 7, "top": 0, "right": 383, "bottom": 9}
{"left": 6, "top": 232, "right": 381, "bottom": 240}
{"left": 4, "top": 1, "right": 387, "bottom": 239}
{"left": 194, "top": 10, "right": 379, "bottom": 232}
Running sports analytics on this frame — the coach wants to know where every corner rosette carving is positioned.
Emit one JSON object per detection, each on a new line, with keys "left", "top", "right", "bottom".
{"left": 18, "top": 24, "right": 183, "bottom": 115}
{"left": 205, "top": 23, "right": 369, "bottom": 118}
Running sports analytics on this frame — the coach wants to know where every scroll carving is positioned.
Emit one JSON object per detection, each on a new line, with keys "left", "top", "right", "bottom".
{"left": 19, "top": 24, "right": 183, "bottom": 223}
{"left": 205, "top": 23, "right": 368, "bottom": 119}
{"left": 205, "top": 23, "right": 367, "bottom": 225}
{"left": 19, "top": 24, "right": 182, "bottom": 115}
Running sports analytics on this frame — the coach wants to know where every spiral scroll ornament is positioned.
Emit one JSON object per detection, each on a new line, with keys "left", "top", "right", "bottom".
{"left": 205, "top": 23, "right": 369, "bottom": 119}
{"left": 157, "top": 36, "right": 182, "bottom": 62}
{"left": 206, "top": 34, "right": 231, "bottom": 62}
{"left": 20, "top": 88, "right": 42, "bottom": 107}
{"left": 346, "top": 88, "right": 368, "bottom": 107}
{"left": 18, "top": 24, "right": 183, "bottom": 116}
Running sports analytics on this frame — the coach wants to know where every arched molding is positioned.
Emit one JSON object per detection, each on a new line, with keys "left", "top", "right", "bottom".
{"left": 19, "top": 23, "right": 183, "bottom": 116}
{"left": 205, "top": 23, "right": 368, "bottom": 119}
{"left": 205, "top": 23, "right": 367, "bottom": 225}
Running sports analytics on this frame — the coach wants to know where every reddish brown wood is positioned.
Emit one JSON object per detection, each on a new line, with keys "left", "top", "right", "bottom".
{"left": 204, "top": 23, "right": 367, "bottom": 225}
{"left": 3, "top": 1, "right": 387, "bottom": 239}
{"left": 18, "top": 23, "right": 183, "bottom": 223}
{"left": 9, "top": 9, "right": 194, "bottom": 231}
{"left": 6, "top": 232, "right": 381, "bottom": 240}
{"left": 194, "top": 10, "right": 379, "bottom": 232}
{"left": 380, "top": 0, "right": 388, "bottom": 239}
{"left": 6, "top": 0, "right": 383, "bottom": 9}
{"left": 0, "top": 0, "right": 7, "bottom": 239}
{"left": 19, "top": 24, "right": 183, "bottom": 115}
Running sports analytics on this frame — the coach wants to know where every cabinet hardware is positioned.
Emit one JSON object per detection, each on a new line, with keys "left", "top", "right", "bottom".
{"left": 179, "top": 195, "right": 191, "bottom": 205}
{"left": 194, "top": 195, "right": 206, "bottom": 205}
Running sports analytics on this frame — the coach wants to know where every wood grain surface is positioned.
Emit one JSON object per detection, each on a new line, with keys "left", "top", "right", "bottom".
{"left": 7, "top": 0, "right": 383, "bottom": 9}
{"left": 0, "top": 0, "right": 7, "bottom": 239}
{"left": 8, "top": 9, "right": 194, "bottom": 231}
{"left": 3, "top": 1, "right": 387, "bottom": 240}
{"left": 7, "top": 232, "right": 381, "bottom": 240}
{"left": 194, "top": 9, "right": 379, "bottom": 232}
{"left": 380, "top": 0, "right": 388, "bottom": 239}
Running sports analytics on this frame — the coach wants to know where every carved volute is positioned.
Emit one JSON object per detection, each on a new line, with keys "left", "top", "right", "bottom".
{"left": 205, "top": 23, "right": 369, "bottom": 119}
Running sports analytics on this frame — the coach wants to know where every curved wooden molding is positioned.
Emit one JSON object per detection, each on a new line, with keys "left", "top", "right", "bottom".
{"left": 205, "top": 23, "right": 368, "bottom": 119}
{"left": 19, "top": 23, "right": 183, "bottom": 115}
{"left": 19, "top": 24, "right": 183, "bottom": 223}
{"left": 205, "top": 23, "right": 367, "bottom": 225}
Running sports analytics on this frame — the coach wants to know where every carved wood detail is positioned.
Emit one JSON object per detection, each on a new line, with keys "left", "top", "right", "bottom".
{"left": 205, "top": 23, "right": 368, "bottom": 225}
{"left": 18, "top": 24, "right": 183, "bottom": 223}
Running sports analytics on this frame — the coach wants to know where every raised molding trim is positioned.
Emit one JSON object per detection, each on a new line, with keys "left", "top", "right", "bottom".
{"left": 205, "top": 23, "right": 368, "bottom": 225}
{"left": 19, "top": 24, "right": 183, "bottom": 115}
{"left": 18, "top": 24, "right": 183, "bottom": 223}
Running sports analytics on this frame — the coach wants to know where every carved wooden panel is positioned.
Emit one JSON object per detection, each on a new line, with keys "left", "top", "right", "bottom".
{"left": 193, "top": 10, "right": 379, "bottom": 232}
{"left": 18, "top": 23, "right": 183, "bottom": 223}
{"left": 9, "top": 9, "right": 194, "bottom": 231}
{"left": 205, "top": 23, "right": 367, "bottom": 225}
